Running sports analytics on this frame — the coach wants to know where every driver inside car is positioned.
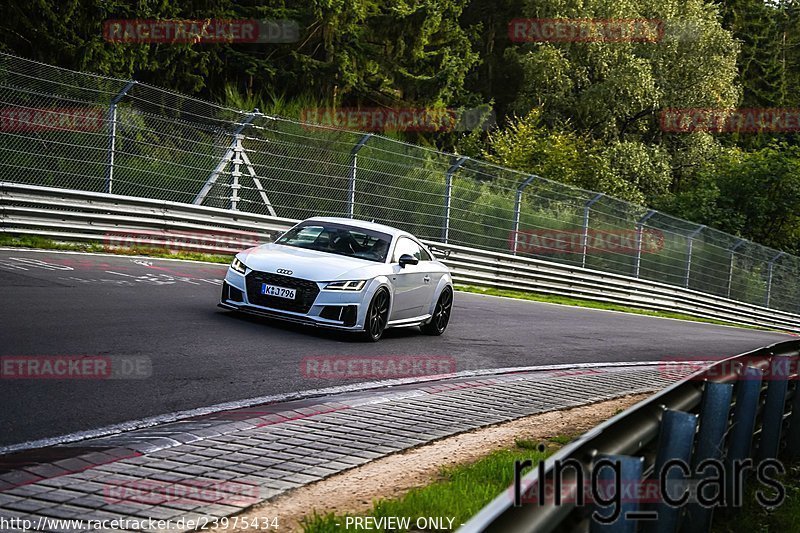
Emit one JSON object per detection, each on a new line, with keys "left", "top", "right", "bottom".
{"left": 330, "top": 230, "right": 359, "bottom": 253}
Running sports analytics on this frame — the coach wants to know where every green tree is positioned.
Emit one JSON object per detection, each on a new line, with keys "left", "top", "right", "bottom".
{"left": 717, "top": 0, "right": 793, "bottom": 108}
{"left": 478, "top": 0, "right": 741, "bottom": 203}
{"left": 508, "top": 0, "right": 739, "bottom": 142}
{"left": 0, "top": 1, "right": 480, "bottom": 108}
{"left": 481, "top": 108, "right": 659, "bottom": 202}
{"left": 659, "top": 143, "right": 800, "bottom": 252}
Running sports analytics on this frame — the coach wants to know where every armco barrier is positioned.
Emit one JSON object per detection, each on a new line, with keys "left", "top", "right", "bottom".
{"left": 2, "top": 181, "right": 800, "bottom": 332}
{"left": 460, "top": 339, "right": 800, "bottom": 533}
{"left": 0, "top": 182, "right": 294, "bottom": 255}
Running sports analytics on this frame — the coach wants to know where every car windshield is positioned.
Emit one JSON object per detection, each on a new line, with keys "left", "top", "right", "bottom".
{"left": 275, "top": 222, "right": 392, "bottom": 262}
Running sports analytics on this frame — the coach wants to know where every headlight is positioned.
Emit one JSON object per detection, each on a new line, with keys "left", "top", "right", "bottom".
{"left": 325, "top": 280, "right": 367, "bottom": 291}
{"left": 230, "top": 257, "right": 247, "bottom": 274}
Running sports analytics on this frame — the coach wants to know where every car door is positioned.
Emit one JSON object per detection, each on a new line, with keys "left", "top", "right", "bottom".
{"left": 389, "top": 237, "right": 438, "bottom": 320}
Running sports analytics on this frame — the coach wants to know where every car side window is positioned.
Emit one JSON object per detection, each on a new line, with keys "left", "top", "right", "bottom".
{"left": 393, "top": 237, "right": 429, "bottom": 262}
{"left": 419, "top": 246, "right": 432, "bottom": 261}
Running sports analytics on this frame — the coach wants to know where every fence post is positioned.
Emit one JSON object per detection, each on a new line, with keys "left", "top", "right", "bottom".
{"left": 105, "top": 80, "right": 136, "bottom": 194}
{"left": 581, "top": 193, "right": 604, "bottom": 268}
{"left": 442, "top": 156, "right": 468, "bottom": 243}
{"left": 194, "top": 109, "right": 259, "bottom": 206}
{"left": 645, "top": 409, "right": 697, "bottom": 533}
{"left": 348, "top": 134, "right": 372, "bottom": 218}
{"left": 634, "top": 210, "right": 656, "bottom": 278}
{"left": 229, "top": 135, "right": 243, "bottom": 210}
{"left": 684, "top": 381, "right": 734, "bottom": 533}
{"left": 765, "top": 251, "right": 785, "bottom": 307}
{"left": 759, "top": 356, "right": 791, "bottom": 461}
{"left": 787, "top": 380, "right": 800, "bottom": 461}
{"left": 725, "top": 366, "right": 763, "bottom": 503}
{"left": 684, "top": 225, "right": 706, "bottom": 288}
{"left": 512, "top": 175, "right": 541, "bottom": 255}
{"left": 590, "top": 455, "right": 643, "bottom": 533}
{"left": 726, "top": 239, "right": 746, "bottom": 299}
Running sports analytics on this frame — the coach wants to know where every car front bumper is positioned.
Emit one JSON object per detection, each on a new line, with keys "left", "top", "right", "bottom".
{"left": 219, "top": 269, "right": 370, "bottom": 331}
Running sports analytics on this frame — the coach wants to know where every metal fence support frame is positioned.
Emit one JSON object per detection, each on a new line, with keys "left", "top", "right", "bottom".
{"left": 726, "top": 239, "right": 746, "bottom": 299}
{"left": 634, "top": 210, "right": 657, "bottom": 278}
{"left": 581, "top": 193, "right": 604, "bottom": 269}
{"left": 512, "top": 175, "right": 541, "bottom": 255}
{"left": 348, "top": 134, "right": 373, "bottom": 218}
{"left": 684, "top": 225, "right": 706, "bottom": 288}
{"left": 193, "top": 109, "right": 259, "bottom": 206}
{"left": 237, "top": 148, "right": 277, "bottom": 217}
{"left": 765, "top": 251, "right": 785, "bottom": 307}
{"left": 104, "top": 80, "right": 136, "bottom": 194}
{"left": 441, "top": 156, "right": 468, "bottom": 243}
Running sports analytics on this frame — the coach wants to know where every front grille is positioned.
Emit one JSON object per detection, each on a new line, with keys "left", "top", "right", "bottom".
{"left": 245, "top": 271, "right": 320, "bottom": 314}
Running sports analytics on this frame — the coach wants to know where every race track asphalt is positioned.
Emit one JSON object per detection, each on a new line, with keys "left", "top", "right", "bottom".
{"left": 0, "top": 249, "right": 790, "bottom": 447}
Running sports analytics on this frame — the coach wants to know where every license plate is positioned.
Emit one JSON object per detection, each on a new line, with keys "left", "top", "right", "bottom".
{"left": 261, "top": 284, "right": 296, "bottom": 299}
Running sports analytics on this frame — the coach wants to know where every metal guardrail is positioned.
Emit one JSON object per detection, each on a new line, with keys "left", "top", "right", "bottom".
{"left": 2, "top": 182, "right": 800, "bottom": 332}
{"left": 0, "top": 182, "right": 294, "bottom": 255}
{"left": 432, "top": 242, "right": 800, "bottom": 333}
{"left": 460, "top": 339, "right": 800, "bottom": 533}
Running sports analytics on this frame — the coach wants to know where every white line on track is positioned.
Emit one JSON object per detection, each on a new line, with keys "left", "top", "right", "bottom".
{"left": 0, "top": 360, "right": 673, "bottom": 455}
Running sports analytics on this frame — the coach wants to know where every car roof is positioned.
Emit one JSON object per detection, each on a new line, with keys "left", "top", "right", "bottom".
{"left": 303, "top": 217, "right": 414, "bottom": 239}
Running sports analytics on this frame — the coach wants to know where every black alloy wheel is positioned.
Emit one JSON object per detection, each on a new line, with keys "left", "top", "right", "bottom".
{"left": 421, "top": 286, "right": 452, "bottom": 336}
{"left": 364, "top": 288, "right": 390, "bottom": 341}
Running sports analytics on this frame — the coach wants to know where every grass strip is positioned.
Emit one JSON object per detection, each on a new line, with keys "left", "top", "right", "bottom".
{"left": 300, "top": 438, "right": 559, "bottom": 532}
{"left": 712, "top": 461, "right": 799, "bottom": 532}
{"left": 0, "top": 234, "right": 233, "bottom": 264}
{"left": 456, "top": 284, "right": 773, "bottom": 332}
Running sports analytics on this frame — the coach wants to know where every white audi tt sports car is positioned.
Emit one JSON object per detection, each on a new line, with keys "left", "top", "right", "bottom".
{"left": 219, "top": 217, "right": 453, "bottom": 341}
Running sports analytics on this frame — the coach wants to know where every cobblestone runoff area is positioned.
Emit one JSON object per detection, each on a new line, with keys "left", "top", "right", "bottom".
{"left": 0, "top": 363, "right": 693, "bottom": 532}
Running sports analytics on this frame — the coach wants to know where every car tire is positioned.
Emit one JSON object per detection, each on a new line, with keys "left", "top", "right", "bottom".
{"left": 421, "top": 286, "right": 453, "bottom": 336}
{"left": 363, "top": 287, "right": 390, "bottom": 342}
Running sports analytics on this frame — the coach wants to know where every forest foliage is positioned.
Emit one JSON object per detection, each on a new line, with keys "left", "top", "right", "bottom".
{"left": 1, "top": 0, "right": 799, "bottom": 252}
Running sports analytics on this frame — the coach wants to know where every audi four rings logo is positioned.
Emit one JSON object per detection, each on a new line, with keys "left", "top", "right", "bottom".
{"left": 277, "top": 268, "right": 293, "bottom": 275}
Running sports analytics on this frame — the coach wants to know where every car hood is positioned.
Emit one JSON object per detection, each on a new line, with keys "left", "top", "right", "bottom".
{"left": 239, "top": 243, "right": 388, "bottom": 281}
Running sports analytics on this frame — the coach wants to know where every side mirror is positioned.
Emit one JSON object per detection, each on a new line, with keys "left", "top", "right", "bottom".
{"left": 398, "top": 254, "right": 419, "bottom": 268}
